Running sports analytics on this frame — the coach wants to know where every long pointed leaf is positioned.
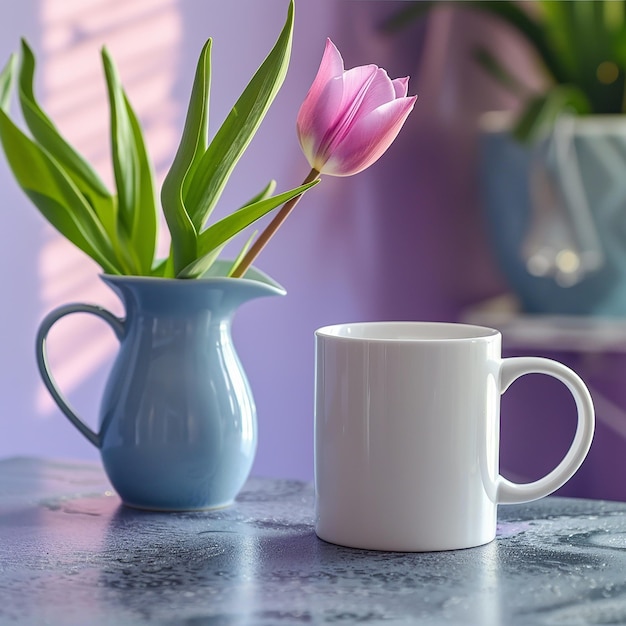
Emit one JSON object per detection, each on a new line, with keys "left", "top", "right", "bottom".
{"left": 26, "top": 192, "right": 121, "bottom": 275}
{"left": 227, "top": 229, "right": 258, "bottom": 277}
{"left": 473, "top": 47, "right": 532, "bottom": 99}
{"left": 0, "top": 109, "right": 122, "bottom": 274}
{"left": 465, "top": 1, "right": 570, "bottom": 85}
{"left": 184, "top": 0, "right": 294, "bottom": 229}
{"left": 150, "top": 254, "right": 176, "bottom": 278}
{"left": 0, "top": 54, "right": 16, "bottom": 110}
{"left": 178, "top": 178, "right": 318, "bottom": 278}
{"left": 181, "top": 39, "right": 211, "bottom": 202}
{"left": 17, "top": 40, "right": 117, "bottom": 237}
{"left": 123, "top": 91, "right": 157, "bottom": 273}
{"left": 102, "top": 47, "right": 157, "bottom": 274}
{"left": 101, "top": 48, "right": 135, "bottom": 237}
{"left": 239, "top": 180, "right": 277, "bottom": 209}
{"left": 19, "top": 41, "right": 111, "bottom": 196}
{"left": 513, "top": 86, "right": 591, "bottom": 142}
{"left": 543, "top": 1, "right": 624, "bottom": 114}
{"left": 160, "top": 39, "right": 212, "bottom": 274}
{"left": 183, "top": 244, "right": 227, "bottom": 280}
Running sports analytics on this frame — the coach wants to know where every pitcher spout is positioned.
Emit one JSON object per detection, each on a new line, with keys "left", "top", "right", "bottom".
{"left": 100, "top": 261, "right": 286, "bottom": 318}
{"left": 202, "top": 260, "right": 287, "bottom": 301}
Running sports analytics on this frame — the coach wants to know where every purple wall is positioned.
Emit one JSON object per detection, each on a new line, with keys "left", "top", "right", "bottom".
{"left": 1, "top": 1, "right": 621, "bottom": 501}
{"left": 234, "top": 2, "right": 511, "bottom": 480}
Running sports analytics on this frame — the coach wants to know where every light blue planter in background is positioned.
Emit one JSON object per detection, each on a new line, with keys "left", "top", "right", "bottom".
{"left": 479, "top": 114, "right": 626, "bottom": 317}
{"left": 35, "top": 262, "right": 285, "bottom": 511}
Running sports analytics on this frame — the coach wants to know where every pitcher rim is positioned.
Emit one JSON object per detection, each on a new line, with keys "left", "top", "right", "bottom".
{"left": 99, "top": 267, "right": 286, "bottom": 297}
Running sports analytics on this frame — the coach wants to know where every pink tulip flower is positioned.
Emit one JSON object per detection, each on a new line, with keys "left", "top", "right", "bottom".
{"left": 297, "top": 38, "right": 417, "bottom": 177}
{"left": 232, "top": 38, "right": 416, "bottom": 277}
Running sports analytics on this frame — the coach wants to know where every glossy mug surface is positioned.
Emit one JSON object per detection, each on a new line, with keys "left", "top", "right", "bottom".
{"left": 314, "top": 321, "right": 595, "bottom": 552}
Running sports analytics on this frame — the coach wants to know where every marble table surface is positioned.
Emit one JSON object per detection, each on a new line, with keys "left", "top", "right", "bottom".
{"left": 1, "top": 458, "right": 626, "bottom": 626}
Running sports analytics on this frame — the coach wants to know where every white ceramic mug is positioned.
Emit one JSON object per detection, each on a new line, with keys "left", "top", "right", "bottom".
{"left": 314, "top": 321, "right": 595, "bottom": 552}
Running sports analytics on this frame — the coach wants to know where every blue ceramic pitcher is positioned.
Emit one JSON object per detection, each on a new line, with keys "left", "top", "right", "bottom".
{"left": 36, "top": 263, "right": 285, "bottom": 511}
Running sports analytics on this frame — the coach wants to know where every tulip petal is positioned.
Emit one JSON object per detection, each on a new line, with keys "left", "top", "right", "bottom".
{"left": 297, "top": 75, "right": 343, "bottom": 164}
{"left": 296, "top": 39, "right": 346, "bottom": 166}
{"left": 392, "top": 77, "right": 409, "bottom": 98}
{"left": 344, "top": 67, "right": 396, "bottom": 121}
{"left": 296, "top": 39, "right": 343, "bottom": 134}
{"left": 297, "top": 38, "right": 417, "bottom": 178}
{"left": 339, "top": 64, "right": 379, "bottom": 109}
{"left": 322, "top": 96, "right": 417, "bottom": 176}
{"left": 312, "top": 38, "right": 345, "bottom": 88}
{"left": 321, "top": 66, "right": 390, "bottom": 159}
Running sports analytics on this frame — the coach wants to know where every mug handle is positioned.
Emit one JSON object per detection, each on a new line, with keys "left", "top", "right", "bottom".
{"left": 496, "top": 356, "right": 595, "bottom": 505}
{"left": 35, "top": 304, "right": 125, "bottom": 449}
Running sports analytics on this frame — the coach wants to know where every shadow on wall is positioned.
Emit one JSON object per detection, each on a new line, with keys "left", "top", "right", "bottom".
{"left": 0, "top": 0, "right": 183, "bottom": 462}
{"left": 1, "top": 0, "right": 340, "bottom": 476}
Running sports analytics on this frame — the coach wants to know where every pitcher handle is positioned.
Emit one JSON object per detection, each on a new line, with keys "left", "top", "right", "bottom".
{"left": 35, "top": 304, "right": 125, "bottom": 449}
{"left": 496, "top": 356, "right": 595, "bottom": 504}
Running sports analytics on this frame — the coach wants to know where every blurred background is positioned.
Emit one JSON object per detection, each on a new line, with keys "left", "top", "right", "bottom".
{"left": 2, "top": 0, "right": 626, "bottom": 500}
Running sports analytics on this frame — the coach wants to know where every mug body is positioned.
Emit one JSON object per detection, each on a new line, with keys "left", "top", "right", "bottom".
{"left": 314, "top": 321, "right": 502, "bottom": 551}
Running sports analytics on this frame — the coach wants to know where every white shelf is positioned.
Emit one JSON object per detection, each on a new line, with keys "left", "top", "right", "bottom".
{"left": 462, "top": 295, "right": 626, "bottom": 353}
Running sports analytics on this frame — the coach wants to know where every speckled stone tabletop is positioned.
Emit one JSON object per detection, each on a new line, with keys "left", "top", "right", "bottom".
{"left": 1, "top": 458, "right": 626, "bottom": 626}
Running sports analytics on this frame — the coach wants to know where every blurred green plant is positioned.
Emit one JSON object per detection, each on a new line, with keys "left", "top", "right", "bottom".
{"left": 384, "top": 0, "right": 626, "bottom": 141}
{"left": 0, "top": 0, "right": 318, "bottom": 278}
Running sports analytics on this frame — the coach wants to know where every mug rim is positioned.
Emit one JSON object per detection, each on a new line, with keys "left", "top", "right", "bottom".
{"left": 315, "top": 321, "right": 500, "bottom": 343}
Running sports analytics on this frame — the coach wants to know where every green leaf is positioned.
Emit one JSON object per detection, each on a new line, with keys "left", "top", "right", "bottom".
{"left": 546, "top": 1, "right": 624, "bottom": 114}
{"left": 17, "top": 40, "right": 118, "bottom": 239}
{"left": 239, "top": 180, "right": 277, "bottom": 209}
{"left": 183, "top": 244, "right": 227, "bottom": 280}
{"left": 0, "top": 109, "right": 122, "bottom": 274}
{"left": 457, "top": 1, "right": 568, "bottom": 86}
{"left": 102, "top": 47, "right": 157, "bottom": 275}
{"left": 0, "top": 53, "right": 16, "bottom": 111}
{"left": 18, "top": 41, "right": 111, "bottom": 198}
{"left": 150, "top": 255, "right": 176, "bottom": 278}
{"left": 160, "top": 39, "right": 212, "bottom": 274}
{"left": 468, "top": 2, "right": 569, "bottom": 86}
{"left": 513, "top": 86, "right": 591, "bottom": 142}
{"left": 379, "top": 1, "right": 437, "bottom": 33}
{"left": 178, "top": 178, "right": 318, "bottom": 278}
{"left": 227, "top": 229, "right": 258, "bottom": 277}
{"left": 122, "top": 91, "right": 158, "bottom": 273}
{"left": 382, "top": 1, "right": 568, "bottom": 87}
{"left": 224, "top": 181, "right": 277, "bottom": 276}
{"left": 184, "top": 0, "right": 295, "bottom": 230}
{"left": 26, "top": 191, "right": 121, "bottom": 275}
{"left": 473, "top": 47, "right": 531, "bottom": 99}
{"left": 179, "top": 39, "right": 212, "bottom": 203}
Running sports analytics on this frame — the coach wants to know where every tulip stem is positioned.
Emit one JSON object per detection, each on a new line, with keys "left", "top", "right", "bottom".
{"left": 231, "top": 167, "right": 321, "bottom": 278}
